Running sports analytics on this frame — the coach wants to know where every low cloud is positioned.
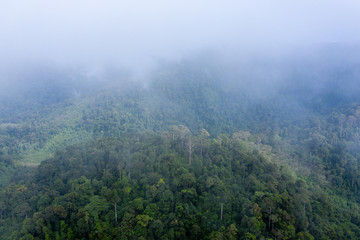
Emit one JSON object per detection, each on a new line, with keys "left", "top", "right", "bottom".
{"left": 1, "top": 0, "right": 359, "bottom": 73}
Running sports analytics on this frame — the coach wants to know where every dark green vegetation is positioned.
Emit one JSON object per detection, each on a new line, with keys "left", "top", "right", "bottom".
{"left": 2, "top": 51, "right": 360, "bottom": 239}
{"left": 0, "top": 133, "right": 320, "bottom": 239}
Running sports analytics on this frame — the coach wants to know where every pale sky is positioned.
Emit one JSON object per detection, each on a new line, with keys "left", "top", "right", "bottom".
{"left": 1, "top": 0, "right": 360, "bottom": 70}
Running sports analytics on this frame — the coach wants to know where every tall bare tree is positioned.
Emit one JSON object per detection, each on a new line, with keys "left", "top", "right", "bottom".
{"left": 179, "top": 125, "right": 190, "bottom": 150}
{"left": 186, "top": 136, "right": 195, "bottom": 165}
{"left": 104, "top": 189, "right": 121, "bottom": 224}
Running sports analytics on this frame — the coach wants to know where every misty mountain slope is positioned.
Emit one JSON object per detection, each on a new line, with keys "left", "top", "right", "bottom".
{"left": 1, "top": 52, "right": 360, "bottom": 188}
{"left": 2, "top": 52, "right": 360, "bottom": 167}
{"left": 2, "top": 54, "right": 360, "bottom": 239}
{"left": 0, "top": 62, "right": 257, "bottom": 164}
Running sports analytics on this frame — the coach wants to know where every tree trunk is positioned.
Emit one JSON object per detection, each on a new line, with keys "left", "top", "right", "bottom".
{"left": 242, "top": 168, "right": 245, "bottom": 183}
{"left": 220, "top": 203, "right": 224, "bottom": 220}
{"left": 113, "top": 203, "right": 117, "bottom": 223}
{"left": 186, "top": 138, "right": 195, "bottom": 165}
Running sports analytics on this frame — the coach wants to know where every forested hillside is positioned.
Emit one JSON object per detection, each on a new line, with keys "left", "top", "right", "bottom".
{"left": 2, "top": 50, "right": 360, "bottom": 239}
{"left": 2, "top": 132, "right": 360, "bottom": 239}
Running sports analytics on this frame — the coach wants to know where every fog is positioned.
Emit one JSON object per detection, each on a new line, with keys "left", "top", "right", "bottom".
{"left": 1, "top": 0, "right": 360, "bottom": 72}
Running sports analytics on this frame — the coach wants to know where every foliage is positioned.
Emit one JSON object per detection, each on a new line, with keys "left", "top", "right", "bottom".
{"left": 2, "top": 60, "right": 360, "bottom": 239}
{"left": 0, "top": 132, "right": 360, "bottom": 239}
